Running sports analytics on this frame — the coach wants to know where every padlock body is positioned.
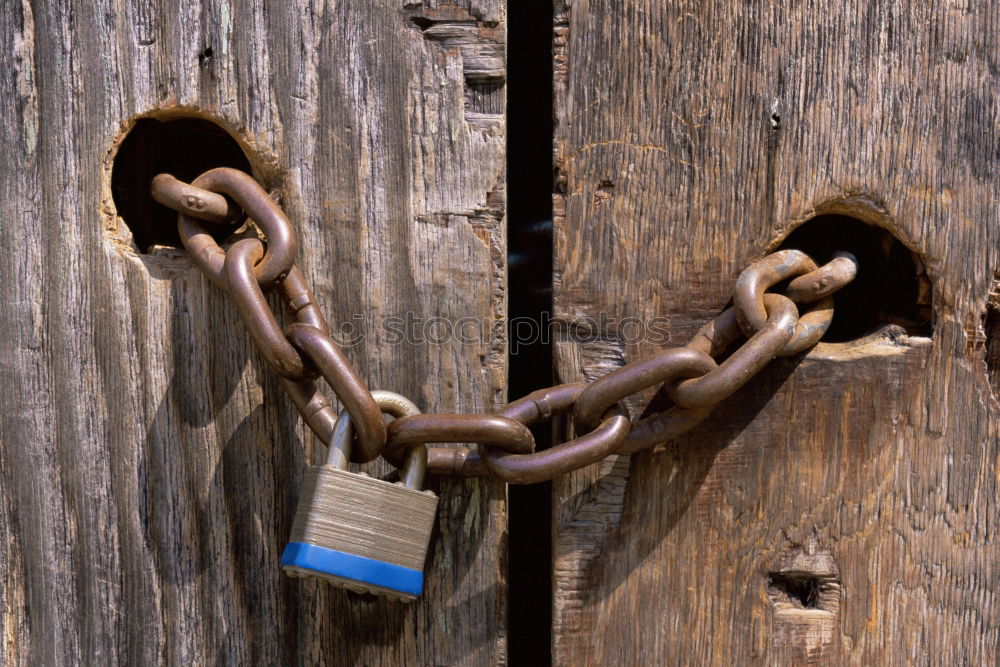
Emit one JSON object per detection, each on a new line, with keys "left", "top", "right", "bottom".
{"left": 281, "top": 465, "right": 438, "bottom": 600}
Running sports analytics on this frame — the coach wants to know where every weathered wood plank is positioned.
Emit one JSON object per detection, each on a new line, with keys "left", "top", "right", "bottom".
{"left": 0, "top": 1, "right": 507, "bottom": 664}
{"left": 552, "top": 1, "right": 1000, "bottom": 663}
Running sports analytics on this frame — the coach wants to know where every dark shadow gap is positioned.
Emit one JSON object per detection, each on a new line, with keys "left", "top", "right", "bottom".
{"left": 984, "top": 298, "right": 1000, "bottom": 399}
{"left": 506, "top": 1, "right": 554, "bottom": 664}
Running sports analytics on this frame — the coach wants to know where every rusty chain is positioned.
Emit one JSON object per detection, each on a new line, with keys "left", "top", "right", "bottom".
{"left": 152, "top": 168, "right": 858, "bottom": 484}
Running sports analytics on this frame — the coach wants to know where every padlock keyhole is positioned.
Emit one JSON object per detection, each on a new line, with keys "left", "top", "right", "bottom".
{"left": 111, "top": 116, "right": 253, "bottom": 253}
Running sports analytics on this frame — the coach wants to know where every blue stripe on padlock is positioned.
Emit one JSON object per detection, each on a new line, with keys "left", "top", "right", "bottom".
{"left": 281, "top": 542, "right": 424, "bottom": 596}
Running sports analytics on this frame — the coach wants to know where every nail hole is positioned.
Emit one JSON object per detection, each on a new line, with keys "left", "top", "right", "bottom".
{"left": 198, "top": 45, "right": 214, "bottom": 67}
{"left": 776, "top": 214, "right": 933, "bottom": 342}
{"left": 594, "top": 180, "right": 614, "bottom": 203}
{"left": 111, "top": 116, "right": 252, "bottom": 253}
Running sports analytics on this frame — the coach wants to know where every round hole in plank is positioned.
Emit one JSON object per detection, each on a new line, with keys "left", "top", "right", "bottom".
{"left": 776, "top": 215, "right": 933, "bottom": 342}
{"left": 111, "top": 116, "right": 253, "bottom": 253}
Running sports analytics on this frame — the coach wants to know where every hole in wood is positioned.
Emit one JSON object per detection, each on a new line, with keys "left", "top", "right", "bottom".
{"left": 407, "top": 15, "right": 434, "bottom": 31}
{"left": 776, "top": 214, "right": 933, "bottom": 342}
{"left": 111, "top": 116, "right": 252, "bottom": 253}
{"left": 198, "top": 45, "right": 214, "bottom": 68}
{"left": 766, "top": 539, "right": 842, "bottom": 617}
{"left": 767, "top": 573, "right": 821, "bottom": 609}
{"left": 984, "top": 300, "right": 1000, "bottom": 395}
{"left": 766, "top": 570, "right": 842, "bottom": 616}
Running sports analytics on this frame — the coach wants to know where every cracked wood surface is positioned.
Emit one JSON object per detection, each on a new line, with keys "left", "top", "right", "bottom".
{"left": 0, "top": 0, "right": 506, "bottom": 664}
{"left": 552, "top": 1, "right": 1000, "bottom": 664}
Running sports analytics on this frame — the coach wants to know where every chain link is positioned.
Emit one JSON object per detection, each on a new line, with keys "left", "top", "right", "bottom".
{"left": 177, "top": 168, "right": 297, "bottom": 288}
{"left": 152, "top": 168, "right": 859, "bottom": 484}
{"left": 483, "top": 384, "right": 631, "bottom": 484}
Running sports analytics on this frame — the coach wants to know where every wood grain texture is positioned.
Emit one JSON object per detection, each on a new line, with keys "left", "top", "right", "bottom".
{"left": 0, "top": 0, "right": 506, "bottom": 664}
{"left": 552, "top": 1, "right": 1000, "bottom": 664}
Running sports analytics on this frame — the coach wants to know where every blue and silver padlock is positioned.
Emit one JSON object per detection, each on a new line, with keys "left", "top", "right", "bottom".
{"left": 281, "top": 391, "right": 438, "bottom": 601}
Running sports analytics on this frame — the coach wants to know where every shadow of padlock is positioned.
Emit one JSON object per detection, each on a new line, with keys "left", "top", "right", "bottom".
{"left": 281, "top": 391, "right": 438, "bottom": 601}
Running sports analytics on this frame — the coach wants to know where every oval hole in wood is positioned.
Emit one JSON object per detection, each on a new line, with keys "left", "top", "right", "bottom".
{"left": 111, "top": 116, "right": 252, "bottom": 253}
{"left": 776, "top": 214, "right": 933, "bottom": 342}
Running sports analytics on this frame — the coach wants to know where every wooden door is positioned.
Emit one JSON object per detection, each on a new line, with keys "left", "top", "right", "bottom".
{"left": 6, "top": 1, "right": 1000, "bottom": 665}
{"left": 551, "top": 1, "right": 1000, "bottom": 664}
{"left": 1, "top": 1, "right": 507, "bottom": 664}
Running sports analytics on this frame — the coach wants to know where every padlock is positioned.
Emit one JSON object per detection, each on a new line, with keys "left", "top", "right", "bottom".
{"left": 281, "top": 391, "right": 438, "bottom": 601}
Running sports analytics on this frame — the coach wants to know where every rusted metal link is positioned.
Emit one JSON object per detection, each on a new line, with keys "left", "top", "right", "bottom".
{"left": 778, "top": 296, "right": 834, "bottom": 356}
{"left": 573, "top": 348, "right": 717, "bottom": 431}
{"left": 607, "top": 312, "right": 750, "bottom": 454}
{"left": 480, "top": 383, "right": 631, "bottom": 484}
{"left": 175, "top": 168, "right": 296, "bottom": 289}
{"left": 385, "top": 413, "right": 536, "bottom": 466}
{"left": 274, "top": 268, "right": 338, "bottom": 443}
{"left": 151, "top": 173, "right": 243, "bottom": 224}
{"left": 285, "top": 323, "right": 387, "bottom": 463}
{"left": 280, "top": 266, "right": 330, "bottom": 334}
{"left": 734, "top": 251, "right": 859, "bottom": 356}
{"left": 427, "top": 446, "right": 487, "bottom": 477}
{"left": 685, "top": 287, "right": 837, "bottom": 363}
{"left": 154, "top": 167, "right": 863, "bottom": 483}
{"left": 785, "top": 251, "right": 859, "bottom": 303}
{"left": 686, "top": 307, "right": 744, "bottom": 357}
{"left": 281, "top": 379, "right": 341, "bottom": 447}
{"left": 588, "top": 253, "right": 858, "bottom": 454}
{"left": 225, "top": 239, "right": 315, "bottom": 380}
{"left": 734, "top": 249, "right": 818, "bottom": 336}
{"left": 266, "top": 272, "right": 336, "bottom": 452}
{"left": 226, "top": 244, "right": 384, "bottom": 462}
{"left": 618, "top": 405, "right": 713, "bottom": 455}
{"left": 667, "top": 294, "right": 798, "bottom": 409}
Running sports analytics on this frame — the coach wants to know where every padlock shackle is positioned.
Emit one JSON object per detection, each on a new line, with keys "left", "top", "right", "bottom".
{"left": 400, "top": 442, "right": 428, "bottom": 490}
{"left": 327, "top": 412, "right": 354, "bottom": 470}
{"left": 326, "top": 390, "right": 427, "bottom": 490}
